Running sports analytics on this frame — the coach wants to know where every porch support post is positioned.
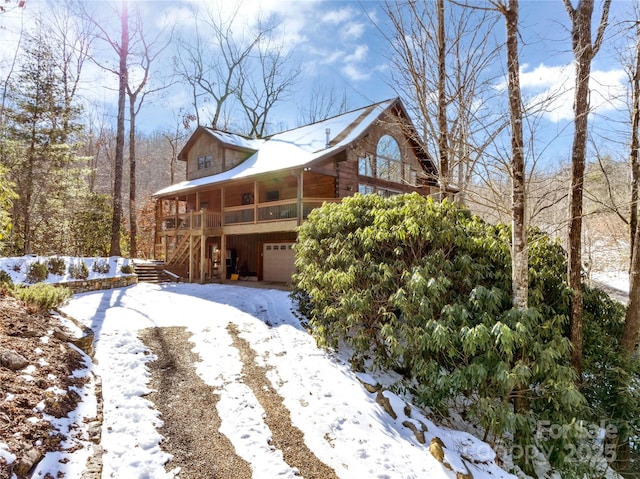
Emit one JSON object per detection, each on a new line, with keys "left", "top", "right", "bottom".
{"left": 163, "top": 233, "right": 168, "bottom": 262}
{"left": 200, "top": 233, "right": 206, "bottom": 282}
{"left": 221, "top": 233, "right": 227, "bottom": 282}
{"left": 254, "top": 181, "right": 258, "bottom": 224}
{"left": 189, "top": 213, "right": 194, "bottom": 283}
{"left": 297, "top": 169, "right": 303, "bottom": 226}
{"left": 174, "top": 197, "right": 178, "bottom": 226}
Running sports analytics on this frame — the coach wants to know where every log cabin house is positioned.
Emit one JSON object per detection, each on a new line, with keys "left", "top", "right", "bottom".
{"left": 153, "top": 98, "right": 440, "bottom": 283}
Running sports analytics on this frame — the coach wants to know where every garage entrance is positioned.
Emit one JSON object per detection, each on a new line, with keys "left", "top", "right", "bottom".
{"left": 262, "top": 242, "right": 296, "bottom": 282}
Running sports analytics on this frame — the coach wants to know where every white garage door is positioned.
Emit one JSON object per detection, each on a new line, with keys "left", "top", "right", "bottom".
{"left": 263, "top": 242, "right": 296, "bottom": 282}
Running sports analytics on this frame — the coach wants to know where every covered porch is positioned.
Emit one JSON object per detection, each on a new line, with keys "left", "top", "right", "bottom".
{"left": 154, "top": 169, "right": 338, "bottom": 283}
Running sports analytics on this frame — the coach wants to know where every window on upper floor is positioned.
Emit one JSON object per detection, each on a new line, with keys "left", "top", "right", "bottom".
{"left": 376, "top": 135, "right": 402, "bottom": 183}
{"left": 358, "top": 135, "right": 419, "bottom": 186}
{"left": 197, "top": 155, "right": 212, "bottom": 170}
{"left": 358, "top": 154, "right": 374, "bottom": 177}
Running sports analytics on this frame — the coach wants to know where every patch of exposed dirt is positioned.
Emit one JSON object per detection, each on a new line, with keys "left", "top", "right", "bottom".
{"left": 0, "top": 291, "right": 87, "bottom": 479}
{"left": 140, "top": 325, "right": 338, "bottom": 479}
{"left": 227, "top": 323, "right": 339, "bottom": 479}
{"left": 139, "top": 326, "right": 253, "bottom": 479}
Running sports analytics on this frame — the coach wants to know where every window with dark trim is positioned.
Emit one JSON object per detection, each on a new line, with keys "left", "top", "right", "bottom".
{"left": 376, "top": 135, "right": 402, "bottom": 182}
{"left": 197, "top": 155, "right": 212, "bottom": 170}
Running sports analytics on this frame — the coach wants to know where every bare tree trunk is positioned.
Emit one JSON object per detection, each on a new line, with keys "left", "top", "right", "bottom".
{"left": 436, "top": 0, "right": 449, "bottom": 198}
{"left": 623, "top": 24, "right": 640, "bottom": 356}
{"left": 110, "top": 0, "right": 127, "bottom": 257}
{"left": 630, "top": 27, "right": 640, "bottom": 268}
{"left": 501, "top": 0, "right": 527, "bottom": 310}
{"left": 129, "top": 95, "right": 137, "bottom": 258}
{"left": 377, "top": 1, "right": 502, "bottom": 202}
{"left": 563, "top": 0, "right": 610, "bottom": 375}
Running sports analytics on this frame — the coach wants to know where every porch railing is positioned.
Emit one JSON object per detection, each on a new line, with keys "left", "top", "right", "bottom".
{"left": 160, "top": 198, "right": 340, "bottom": 232}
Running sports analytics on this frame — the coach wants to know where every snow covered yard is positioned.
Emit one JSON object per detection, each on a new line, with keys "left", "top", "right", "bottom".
{"left": 52, "top": 282, "right": 515, "bottom": 479}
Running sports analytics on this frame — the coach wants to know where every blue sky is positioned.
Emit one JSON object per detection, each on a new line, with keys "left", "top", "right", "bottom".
{"left": 0, "top": 0, "right": 634, "bottom": 166}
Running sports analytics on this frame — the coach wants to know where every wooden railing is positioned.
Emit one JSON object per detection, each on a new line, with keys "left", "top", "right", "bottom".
{"left": 160, "top": 198, "right": 340, "bottom": 232}
{"left": 162, "top": 211, "right": 222, "bottom": 231}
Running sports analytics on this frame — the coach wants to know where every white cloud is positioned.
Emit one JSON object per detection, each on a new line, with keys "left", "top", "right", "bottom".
{"left": 341, "top": 64, "right": 370, "bottom": 82}
{"left": 342, "top": 21, "right": 365, "bottom": 40}
{"left": 344, "top": 45, "right": 368, "bottom": 64}
{"left": 321, "top": 7, "right": 355, "bottom": 25}
{"left": 156, "top": 5, "right": 197, "bottom": 31}
{"left": 500, "top": 63, "right": 628, "bottom": 123}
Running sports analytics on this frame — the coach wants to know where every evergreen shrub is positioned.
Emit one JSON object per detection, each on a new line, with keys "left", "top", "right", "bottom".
{"left": 120, "top": 263, "right": 134, "bottom": 274}
{"left": 68, "top": 260, "right": 89, "bottom": 280}
{"left": 47, "top": 256, "right": 66, "bottom": 276}
{"left": 26, "top": 261, "right": 48, "bottom": 283}
{"left": 91, "top": 258, "right": 110, "bottom": 274}
{"left": 13, "top": 283, "right": 72, "bottom": 313}
{"left": 292, "top": 193, "right": 636, "bottom": 476}
{"left": 0, "top": 269, "right": 12, "bottom": 286}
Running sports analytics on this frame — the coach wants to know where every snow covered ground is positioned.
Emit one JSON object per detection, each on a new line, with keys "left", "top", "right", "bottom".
{"left": 0, "top": 255, "right": 133, "bottom": 284}
{"left": 39, "top": 281, "right": 517, "bottom": 479}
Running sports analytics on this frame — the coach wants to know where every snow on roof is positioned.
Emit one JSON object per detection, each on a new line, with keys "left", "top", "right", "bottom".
{"left": 154, "top": 99, "right": 397, "bottom": 197}
{"left": 205, "top": 130, "right": 265, "bottom": 151}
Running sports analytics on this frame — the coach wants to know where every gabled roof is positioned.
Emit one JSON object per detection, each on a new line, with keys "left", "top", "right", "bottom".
{"left": 154, "top": 98, "right": 406, "bottom": 197}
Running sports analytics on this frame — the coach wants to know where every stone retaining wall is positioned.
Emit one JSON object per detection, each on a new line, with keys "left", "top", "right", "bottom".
{"left": 56, "top": 275, "right": 138, "bottom": 294}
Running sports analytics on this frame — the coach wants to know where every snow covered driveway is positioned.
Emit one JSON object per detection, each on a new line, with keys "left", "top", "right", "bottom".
{"left": 61, "top": 282, "right": 513, "bottom": 479}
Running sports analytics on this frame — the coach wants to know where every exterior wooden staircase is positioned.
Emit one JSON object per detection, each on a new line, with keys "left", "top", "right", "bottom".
{"left": 132, "top": 260, "right": 180, "bottom": 283}
{"left": 165, "top": 234, "right": 201, "bottom": 280}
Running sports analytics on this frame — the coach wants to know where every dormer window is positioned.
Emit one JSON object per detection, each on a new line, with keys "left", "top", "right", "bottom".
{"left": 197, "top": 155, "right": 212, "bottom": 170}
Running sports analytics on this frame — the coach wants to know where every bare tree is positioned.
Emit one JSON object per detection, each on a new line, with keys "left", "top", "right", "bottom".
{"left": 629, "top": 24, "right": 640, "bottom": 261}
{"left": 49, "top": 1, "right": 94, "bottom": 142}
{"left": 174, "top": 1, "right": 271, "bottom": 129}
{"left": 376, "top": 1, "right": 504, "bottom": 201}
{"left": 80, "top": 0, "right": 136, "bottom": 257}
{"left": 436, "top": 0, "right": 449, "bottom": 197}
{"left": 162, "top": 109, "right": 193, "bottom": 185}
{"left": 237, "top": 36, "right": 300, "bottom": 138}
{"left": 111, "top": 0, "right": 128, "bottom": 257}
{"left": 297, "top": 83, "right": 349, "bottom": 125}
{"left": 125, "top": 7, "right": 172, "bottom": 258}
{"left": 623, "top": 14, "right": 640, "bottom": 356}
{"left": 493, "top": 0, "right": 527, "bottom": 309}
{"left": 562, "top": 0, "right": 611, "bottom": 374}
{"left": 0, "top": 5, "right": 25, "bottom": 127}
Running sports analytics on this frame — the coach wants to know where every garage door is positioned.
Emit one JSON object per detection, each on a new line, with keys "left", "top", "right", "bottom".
{"left": 263, "top": 242, "right": 296, "bottom": 282}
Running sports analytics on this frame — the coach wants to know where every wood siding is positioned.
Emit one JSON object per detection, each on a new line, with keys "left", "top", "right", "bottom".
{"left": 303, "top": 171, "right": 335, "bottom": 198}
{"left": 185, "top": 134, "right": 253, "bottom": 181}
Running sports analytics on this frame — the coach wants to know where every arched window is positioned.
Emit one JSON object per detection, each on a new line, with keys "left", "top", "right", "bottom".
{"left": 376, "top": 135, "right": 402, "bottom": 182}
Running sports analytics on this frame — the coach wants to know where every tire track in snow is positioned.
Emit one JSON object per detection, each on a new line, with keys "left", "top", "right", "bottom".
{"left": 140, "top": 326, "right": 253, "bottom": 479}
{"left": 227, "top": 323, "right": 339, "bottom": 479}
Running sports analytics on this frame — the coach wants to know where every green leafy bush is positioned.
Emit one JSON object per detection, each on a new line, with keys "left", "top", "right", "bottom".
{"left": 292, "top": 193, "right": 634, "bottom": 476}
{"left": 47, "top": 256, "right": 66, "bottom": 276}
{"left": 91, "top": 258, "right": 110, "bottom": 274}
{"left": 68, "top": 260, "right": 89, "bottom": 280}
{"left": 13, "top": 283, "right": 72, "bottom": 313}
{"left": 26, "top": 261, "right": 48, "bottom": 283}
